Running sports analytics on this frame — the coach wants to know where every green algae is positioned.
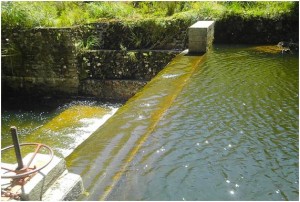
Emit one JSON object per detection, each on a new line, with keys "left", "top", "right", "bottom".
{"left": 1, "top": 105, "right": 114, "bottom": 164}
{"left": 249, "top": 45, "right": 283, "bottom": 54}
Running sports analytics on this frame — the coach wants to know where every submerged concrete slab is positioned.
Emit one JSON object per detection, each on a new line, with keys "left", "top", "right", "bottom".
{"left": 189, "top": 21, "right": 215, "bottom": 53}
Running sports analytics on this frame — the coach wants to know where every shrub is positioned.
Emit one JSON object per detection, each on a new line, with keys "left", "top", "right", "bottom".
{"left": 1, "top": 1, "right": 298, "bottom": 28}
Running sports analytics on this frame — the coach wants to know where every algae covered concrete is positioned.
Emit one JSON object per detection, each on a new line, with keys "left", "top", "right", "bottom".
{"left": 65, "top": 50, "right": 206, "bottom": 200}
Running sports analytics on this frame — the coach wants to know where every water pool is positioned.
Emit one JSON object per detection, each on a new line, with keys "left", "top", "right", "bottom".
{"left": 66, "top": 45, "right": 298, "bottom": 201}
{"left": 108, "top": 45, "right": 299, "bottom": 200}
{"left": 3, "top": 44, "right": 297, "bottom": 200}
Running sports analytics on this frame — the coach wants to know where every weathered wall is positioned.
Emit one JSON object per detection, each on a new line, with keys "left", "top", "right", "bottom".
{"left": 214, "top": 15, "right": 299, "bottom": 44}
{"left": 80, "top": 80, "right": 147, "bottom": 100}
{"left": 79, "top": 50, "right": 177, "bottom": 80}
{"left": 2, "top": 28, "right": 80, "bottom": 96}
{"left": 2, "top": 14, "right": 298, "bottom": 100}
{"left": 1, "top": 26, "right": 179, "bottom": 100}
{"left": 78, "top": 50, "right": 177, "bottom": 100}
{"left": 78, "top": 19, "right": 189, "bottom": 50}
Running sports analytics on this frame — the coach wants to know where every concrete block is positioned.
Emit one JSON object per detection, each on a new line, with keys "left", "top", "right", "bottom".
{"left": 1, "top": 153, "right": 84, "bottom": 201}
{"left": 20, "top": 153, "right": 66, "bottom": 201}
{"left": 189, "top": 28, "right": 207, "bottom": 37}
{"left": 1, "top": 163, "right": 16, "bottom": 189}
{"left": 189, "top": 41, "right": 207, "bottom": 53}
{"left": 190, "top": 21, "right": 215, "bottom": 28}
{"left": 42, "top": 172, "right": 84, "bottom": 201}
{"left": 189, "top": 37, "right": 207, "bottom": 43}
{"left": 188, "top": 21, "right": 215, "bottom": 53}
{"left": 1, "top": 153, "right": 66, "bottom": 201}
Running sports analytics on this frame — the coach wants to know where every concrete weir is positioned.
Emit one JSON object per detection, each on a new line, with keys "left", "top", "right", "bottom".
{"left": 64, "top": 21, "right": 215, "bottom": 201}
{"left": 189, "top": 21, "right": 215, "bottom": 53}
{"left": 66, "top": 50, "right": 206, "bottom": 200}
{"left": 1, "top": 21, "right": 215, "bottom": 201}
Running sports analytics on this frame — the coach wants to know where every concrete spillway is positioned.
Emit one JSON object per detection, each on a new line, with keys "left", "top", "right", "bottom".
{"left": 65, "top": 21, "right": 215, "bottom": 200}
{"left": 66, "top": 50, "right": 206, "bottom": 200}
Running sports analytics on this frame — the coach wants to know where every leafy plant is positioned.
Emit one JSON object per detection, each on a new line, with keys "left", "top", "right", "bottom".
{"left": 120, "top": 44, "right": 127, "bottom": 51}
{"left": 127, "top": 52, "right": 137, "bottom": 62}
{"left": 75, "top": 35, "right": 101, "bottom": 52}
{"left": 1, "top": 41, "right": 20, "bottom": 56}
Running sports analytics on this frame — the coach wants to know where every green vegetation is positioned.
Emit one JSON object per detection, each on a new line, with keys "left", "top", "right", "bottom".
{"left": 75, "top": 35, "right": 101, "bottom": 52}
{"left": 1, "top": 1, "right": 298, "bottom": 28}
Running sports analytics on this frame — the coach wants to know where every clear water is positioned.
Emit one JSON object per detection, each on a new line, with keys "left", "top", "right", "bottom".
{"left": 66, "top": 45, "right": 298, "bottom": 201}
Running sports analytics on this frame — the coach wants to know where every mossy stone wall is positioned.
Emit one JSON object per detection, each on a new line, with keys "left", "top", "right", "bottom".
{"left": 214, "top": 15, "right": 298, "bottom": 44}
{"left": 1, "top": 24, "right": 179, "bottom": 100}
{"left": 2, "top": 15, "right": 298, "bottom": 100}
{"left": 80, "top": 50, "right": 177, "bottom": 80}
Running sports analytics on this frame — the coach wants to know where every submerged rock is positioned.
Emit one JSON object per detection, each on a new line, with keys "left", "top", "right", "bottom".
{"left": 249, "top": 45, "right": 282, "bottom": 54}
{"left": 250, "top": 42, "right": 299, "bottom": 54}
{"left": 277, "top": 41, "right": 299, "bottom": 54}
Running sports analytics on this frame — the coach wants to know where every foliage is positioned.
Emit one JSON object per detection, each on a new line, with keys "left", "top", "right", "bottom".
{"left": 55, "top": 2, "right": 90, "bottom": 27}
{"left": 1, "top": 1, "right": 297, "bottom": 28}
{"left": 126, "top": 52, "right": 137, "bottom": 62}
{"left": 219, "top": 1, "right": 296, "bottom": 19}
{"left": 1, "top": 1, "right": 58, "bottom": 28}
{"left": 75, "top": 35, "right": 101, "bottom": 52}
{"left": 85, "top": 2, "right": 138, "bottom": 19}
{"left": 1, "top": 40, "right": 20, "bottom": 55}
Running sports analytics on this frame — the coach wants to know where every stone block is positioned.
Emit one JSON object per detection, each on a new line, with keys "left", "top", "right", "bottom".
{"left": 188, "top": 21, "right": 215, "bottom": 53}
{"left": 20, "top": 153, "right": 66, "bottom": 201}
{"left": 189, "top": 28, "right": 207, "bottom": 38}
{"left": 1, "top": 153, "right": 84, "bottom": 201}
{"left": 42, "top": 172, "right": 84, "bottom": 201}
{"left": 189, "top": 41, "right": 207, "bottom": 53}
{"left": 80, "top": 79, "right": 147, "bottom": 100}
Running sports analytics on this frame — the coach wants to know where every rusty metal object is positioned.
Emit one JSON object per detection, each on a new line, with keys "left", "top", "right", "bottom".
{"left": 1, "top": 126, "right": 54, "bottom": 179}
{"left": 1, "top": 143, "right": 54, "bottom": 179}
{"left": 1, "top": 126, "right": 55, "bottom": 200}
{"left": 10, "top": 127, "right": 24, "bottom": 170}
{"left": 1, "top": 175, "right": 33, "bottom": 200}
{"left": 1, "top": 126, "right": 54, "bottom": 200}
{"left": 2, "top": 189, "right": 21, "bottom": 200}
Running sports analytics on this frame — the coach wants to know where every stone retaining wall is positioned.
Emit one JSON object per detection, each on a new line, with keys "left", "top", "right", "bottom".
{"left": 2, "top": 15, "right": 298, "bottom": 100}
{"left": 214, "top": 15, "right": 299, "bottom": 44}
{"left": 80, "top": 50, "right": 177, "bottom": 80}
{"left": 2, "top": 28, "right": 80, "bottom": 96}
{"left": 1, "top": 26, "right": 178, "bottom": 100}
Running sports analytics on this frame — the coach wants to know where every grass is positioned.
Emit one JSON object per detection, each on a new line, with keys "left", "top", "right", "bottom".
{"left": 1, "top": 1, "right": 298, "bottom": 28}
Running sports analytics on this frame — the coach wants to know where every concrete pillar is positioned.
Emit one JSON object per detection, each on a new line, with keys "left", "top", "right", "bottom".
{"left": 188, "top": 21, "right": 215, "bottom": 53}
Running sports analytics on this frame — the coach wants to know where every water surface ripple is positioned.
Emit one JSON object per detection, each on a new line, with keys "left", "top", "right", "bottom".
{"left": 107, "top": 45, "right": 298, "bottom": 201}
